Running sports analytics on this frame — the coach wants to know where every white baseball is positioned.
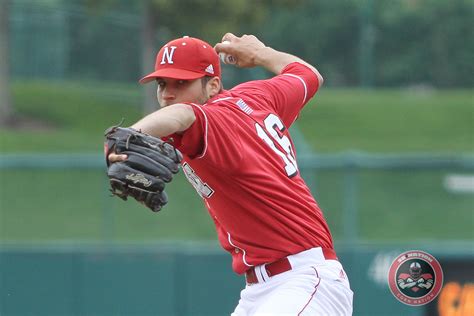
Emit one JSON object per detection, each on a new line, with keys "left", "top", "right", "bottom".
{"left": 219, "top": 41, "right": 237, "bottom": 65}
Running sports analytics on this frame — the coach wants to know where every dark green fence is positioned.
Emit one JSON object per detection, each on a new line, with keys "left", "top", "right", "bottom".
{"left": 0, "top": 244, "right": 243, "bottom": 316}
{"left": 1, "top": 243, "right": 473, "bottom": 316}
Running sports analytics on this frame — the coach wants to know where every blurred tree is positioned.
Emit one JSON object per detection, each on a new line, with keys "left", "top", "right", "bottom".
{"left": 140, "top": 0, "right": 301, "bottom": 113}
{"left": 426, "top": 0, "right": 473, "bottom": 88}
{"left": 142, "top": 0, "right": 158, "bottom": 114}
{"left": 373, "top": 0, "right": 474, "bottom": 87}
{"left": 262, "top": 0, "right": 360, "bottom": 86}
{"left": 357, "top": 0, "right": 375, "bottom": 87}
{"left": 7, "top": 0, "right": 473, "bottom": 93}
{"left": 81, "top": 0, "right": 300, "bottom": 113}
{"left": 0, "top": 0, "right": 13, "bottom": 126}
{"left": 69, "top": 0, "right": 141, "bottom": 83}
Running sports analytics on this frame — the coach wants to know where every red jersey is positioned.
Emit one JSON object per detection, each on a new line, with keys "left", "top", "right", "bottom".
{"left": 168, "top": 62, "right": 334, "bottom": 274}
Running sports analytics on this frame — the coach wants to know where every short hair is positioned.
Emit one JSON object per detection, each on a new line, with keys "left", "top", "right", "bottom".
{"left": 201, "top": 76, "right": 223, "bottom": 92}
{"left": 200, "top": 76, "right": 213, "bottom": 88}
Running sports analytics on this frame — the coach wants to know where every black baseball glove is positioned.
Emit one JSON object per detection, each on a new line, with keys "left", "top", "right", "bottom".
{"left": 104, "top": 125, "right": 183, "bottom": 212}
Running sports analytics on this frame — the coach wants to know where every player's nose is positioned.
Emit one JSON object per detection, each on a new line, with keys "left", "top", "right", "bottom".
{"left": 161, "top": 86, "right": 176, "bottom": 101}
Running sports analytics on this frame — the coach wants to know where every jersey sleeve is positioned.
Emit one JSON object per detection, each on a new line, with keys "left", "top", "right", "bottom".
{"left": 267, "top": 62, "right": 320, "bottom": 126}
{"left": 162, "top": 103, "right": 203, "bottom": 159}
{"left": 235, "top": 62, "right": 320, "bottom": 127}
{"left": 166, "top": 103, "right": 243, "bottom": 169}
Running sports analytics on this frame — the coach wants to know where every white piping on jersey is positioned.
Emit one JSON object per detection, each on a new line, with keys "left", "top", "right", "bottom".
{"left": 193, "top": 104, "right": 209, "bottom": 159}
{"left": 227, "top": 232, "right": 253, "bottom": 267}
{"left": 211, "top": 96, "right": 233, "bottom": 103}
{"left": 283, "top": 73, "right": 307, "bottom": 106}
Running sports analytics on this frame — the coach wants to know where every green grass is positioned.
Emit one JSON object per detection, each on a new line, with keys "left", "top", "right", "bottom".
{"left": 1, "top": 80, "right": 144, "bottom": 153}
{"left": 298, "top": 88, "right": 474, "bottom": 153}
{"left": 1, "top": 168, "right": 472, "bottom": 242}
{"left": 0, "top": 169, "right": 214, "bottom": 242}
{"left": 0, "top": 81, "right": 473, "bottom": 243}
{"left": 1, "top": 81, "right": 473, "bottom": 153}
{"left": 311, "top": 169, "right": 474, "bottom": 241}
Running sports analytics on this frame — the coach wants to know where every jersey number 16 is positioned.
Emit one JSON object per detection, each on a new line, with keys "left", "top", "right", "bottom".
{"left": 255, "top": 114, "right": 298, "bottom": 177}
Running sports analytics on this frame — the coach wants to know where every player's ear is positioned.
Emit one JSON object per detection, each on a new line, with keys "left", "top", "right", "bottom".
{"left": 207, "top": 76, "right": 221, "bottom": 98}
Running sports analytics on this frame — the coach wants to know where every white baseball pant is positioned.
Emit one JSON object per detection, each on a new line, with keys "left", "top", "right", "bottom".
{"left": 231, "top": 247, "right": 353, "bottom": 316}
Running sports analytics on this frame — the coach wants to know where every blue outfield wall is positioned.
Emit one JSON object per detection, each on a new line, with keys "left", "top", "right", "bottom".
{"left": 1, "top": 242, "right": 472, "bottom": 316}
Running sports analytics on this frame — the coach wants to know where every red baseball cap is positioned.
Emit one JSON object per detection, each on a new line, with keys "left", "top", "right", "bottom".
{"left": 139, "top": 36, "right": 221, "bottom": 84}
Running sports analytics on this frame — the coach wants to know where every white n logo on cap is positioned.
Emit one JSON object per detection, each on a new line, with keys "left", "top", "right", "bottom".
{"left": 161, "top": 46, "right": 177, "bottom": 64}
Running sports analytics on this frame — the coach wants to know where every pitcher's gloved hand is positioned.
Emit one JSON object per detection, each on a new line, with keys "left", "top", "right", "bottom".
{"left": 104, "top": 126, "right": 182, "bottom": 212}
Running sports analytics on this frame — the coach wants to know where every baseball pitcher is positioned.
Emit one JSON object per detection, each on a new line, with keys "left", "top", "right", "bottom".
{"left": 106, "top": 33, "right": 353, "bottom": 315}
